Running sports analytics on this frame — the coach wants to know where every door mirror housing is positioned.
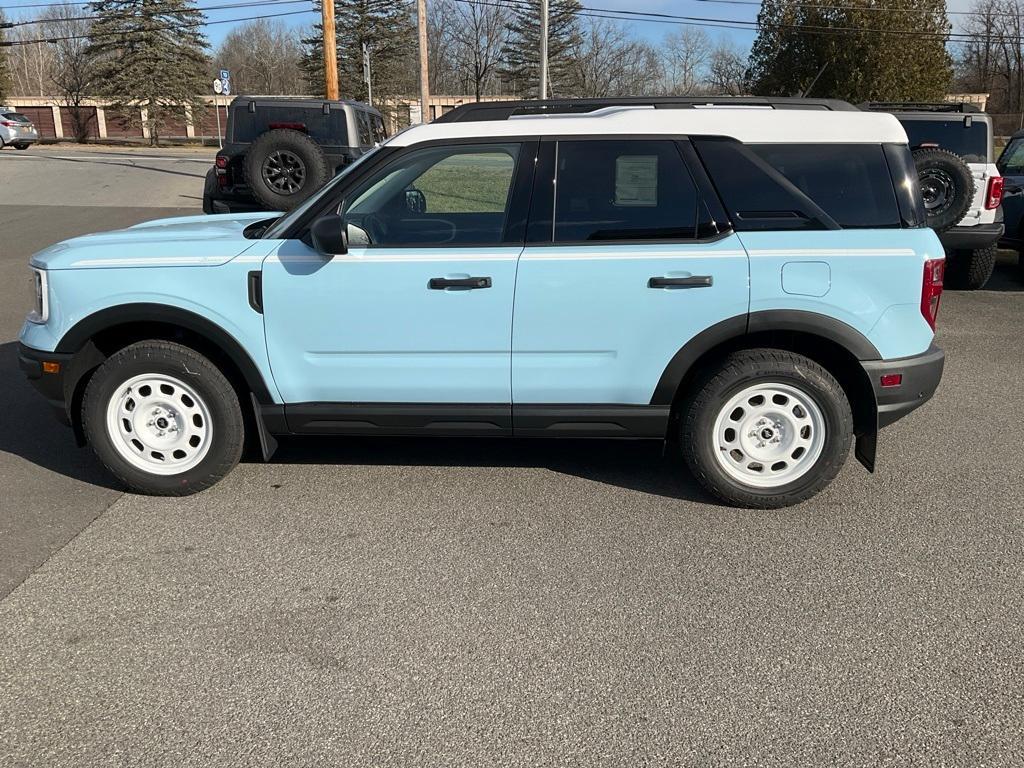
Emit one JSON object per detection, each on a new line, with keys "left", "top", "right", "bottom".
{"left": 310, "top": 214, "right": 348, "bottom": 256}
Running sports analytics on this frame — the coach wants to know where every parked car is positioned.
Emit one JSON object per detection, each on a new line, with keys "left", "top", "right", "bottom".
{"left": 995, "top": 128, "right": 1024, "bottom": 281}
{"left": 20, "top": 96, "right": 945, "bottom": 508}
{"left": 203, "top": 96, "right": 386, "bottom": 214}
{"left": 0, "top": 108, "right": 39, "bottom": 150}
{"left": 861, "top": 102, "right": 1004, "bottom": 289}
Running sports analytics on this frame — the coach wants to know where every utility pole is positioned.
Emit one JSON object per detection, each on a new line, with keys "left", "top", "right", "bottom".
{"left": 417, "top": 0, "right": 430, "bottom": 122}
{"left": 539, "top": 0, "right": 549, "bottom": 99}
{"left": 363, "top": 42, "right": 372, "bottom": 105}
{"left": 322, "top": 0, "right": 339, "bottom": 100}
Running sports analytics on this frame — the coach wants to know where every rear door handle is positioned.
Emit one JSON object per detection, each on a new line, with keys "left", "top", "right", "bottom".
{"left": 648, "top": 275, "right": 713, "bottom": 288}
{"left": 429, "top": 276, "right": 492, "bottom": 289}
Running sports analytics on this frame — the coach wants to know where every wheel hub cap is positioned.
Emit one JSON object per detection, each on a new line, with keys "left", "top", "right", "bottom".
{"left": 263, "top": 150, "right": 306, "bottom": 195}
{"left": 712, "top": 382, "right": 827, "bottom": 489}
{"left": 105, "top": 373, "right": 212, "bottom": 476}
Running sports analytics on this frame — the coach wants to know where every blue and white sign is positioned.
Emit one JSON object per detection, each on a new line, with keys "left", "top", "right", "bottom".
{"left": 219, "top": 69, "right": 230, "bottom": 82}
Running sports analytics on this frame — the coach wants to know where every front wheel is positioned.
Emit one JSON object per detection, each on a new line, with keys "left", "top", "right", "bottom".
{"left": 681, "top": 349, "right": 853, "bottom": 509}
{"left": 82, "top": 341, "right": 245, "bottom": 495}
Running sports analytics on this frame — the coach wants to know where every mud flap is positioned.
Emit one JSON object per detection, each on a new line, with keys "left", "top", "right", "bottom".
{"left": 855, "top": 431, "right": 876, "bottom": 473}
{"left": 250, "top": 393, "right": 278, "bottom": 462}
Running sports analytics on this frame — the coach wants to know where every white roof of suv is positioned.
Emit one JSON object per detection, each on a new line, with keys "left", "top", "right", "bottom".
{"left": 391, "top": 105, "right": 908, "bottom": 147}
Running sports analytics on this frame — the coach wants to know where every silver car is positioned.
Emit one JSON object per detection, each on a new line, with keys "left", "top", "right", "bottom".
{"left": 0, "top": 110, "right": 39, "bottom": 149}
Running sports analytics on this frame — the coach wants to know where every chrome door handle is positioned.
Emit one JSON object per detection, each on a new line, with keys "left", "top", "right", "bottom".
{"left": 648, "top": 275, "right": 713, "bottom": 288}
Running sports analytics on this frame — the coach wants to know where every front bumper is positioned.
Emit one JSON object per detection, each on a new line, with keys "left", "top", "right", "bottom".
{"left": 18, "top": 342, "right": 74, "bottom": 423}
{"left": 938, "top": 222, "right": 1004, "bottom": 251}
{"left": 862, "top": 343, "right": 945, "bottom": 429}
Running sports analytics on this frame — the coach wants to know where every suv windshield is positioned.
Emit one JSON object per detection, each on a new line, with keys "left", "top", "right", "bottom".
{"left": 262, "top": 145, "right": 385, "bottom": 239}
{"left": 902, "top": 118, "right": 989, "bottom": 163}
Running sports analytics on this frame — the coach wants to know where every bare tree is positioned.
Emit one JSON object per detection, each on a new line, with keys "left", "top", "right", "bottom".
{"left": 565, "top": 18, "right": 662, "bottom": 97}
{"left": 707, "top": 40, "right": 747, "bottom": 95}
{"left": 215, "top": 18, "right": 306, "bottom": 95}
{"left": 7, "top": 26, "right": 56, "bottom": 97}
{"left": 660, "top": 27, "right": 712, "bottom": 94}
{"left": 448, "top": 0, "right": 512, "bottom": 100}
{"left": 43, "top": 4, "right": 98, "bottom": 141}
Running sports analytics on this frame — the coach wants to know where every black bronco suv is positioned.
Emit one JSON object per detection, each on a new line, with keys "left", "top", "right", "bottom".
{"left": 861, "top": 102, "right": 1004, "bottom": 289}
{"left": 203, "top": 96, "right": 386, "bottom": 214}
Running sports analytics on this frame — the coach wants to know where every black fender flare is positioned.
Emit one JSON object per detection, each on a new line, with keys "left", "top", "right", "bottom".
{"left": 55, "top": 302, "right": 274, "bottom": 402}
{"left": 650, "top": 310, "right": 881, "bottom": 406}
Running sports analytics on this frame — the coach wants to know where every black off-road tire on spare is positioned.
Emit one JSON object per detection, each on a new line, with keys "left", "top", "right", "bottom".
{"left": 913, "top": 147, "right": 975, "bottom": 232}
{"left": 945, "top": 243, "right": 998, "bottom": 290}
{"left": 81, "top": 341, "right": 245, "bottom": 496}
{"left": 244, "top": 128, "right": 329, "bottom": 211}
{"left": 681, "top": 349, "right": 853, "bottom": 509}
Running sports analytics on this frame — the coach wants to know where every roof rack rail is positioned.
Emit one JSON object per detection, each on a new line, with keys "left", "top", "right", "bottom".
{"left": 859, "top": 101, "right": 982, "bottom": 114}
{"left": 433, "top": 96, "right": 859, "bottom": 123}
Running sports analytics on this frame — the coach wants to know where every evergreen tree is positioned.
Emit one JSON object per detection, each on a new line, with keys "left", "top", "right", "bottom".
{"left": 301, "top": 0, "right": 416, "bottom": 106}
{"left": 501, "top": 0, "right": 582, "bottom": 97}
{"left": 747, "top": 0, "right": 952, "bottom": 102}
{"left": 87, "top": 0, "right": 210, "bottom": 145}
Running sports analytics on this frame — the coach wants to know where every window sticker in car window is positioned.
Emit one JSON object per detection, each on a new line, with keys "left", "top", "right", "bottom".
{"left": 615, "top": 155, "right": 658, "bottom": 206}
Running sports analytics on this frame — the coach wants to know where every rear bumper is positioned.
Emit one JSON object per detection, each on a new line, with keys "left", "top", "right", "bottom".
{"left": 938, "top": 222, "right": 1003, "bottom": 251}
{"left": 861, "top": 343, "right": 945, "bottom": 429}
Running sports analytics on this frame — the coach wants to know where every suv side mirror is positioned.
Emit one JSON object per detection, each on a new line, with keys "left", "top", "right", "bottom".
{"left": 310, "top": 214, "right": 348, "bottom": 257}
{"left": 406, "top": 188, "right": 426, "bottom": 214}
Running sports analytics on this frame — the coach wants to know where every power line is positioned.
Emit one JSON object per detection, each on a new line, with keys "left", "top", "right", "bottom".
{"left": 468, "top": 0, "right": 1007, "bottom": 45}
{"left": 2, "top": 0, "right": 310, "bottom": 27}
{"left": 0, "top": 7, "right": 310, "bottom": 44}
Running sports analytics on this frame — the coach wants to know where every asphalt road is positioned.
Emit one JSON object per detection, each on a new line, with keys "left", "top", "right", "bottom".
{"left": 1, "top": 145, "right": 1023, "bottom": 767}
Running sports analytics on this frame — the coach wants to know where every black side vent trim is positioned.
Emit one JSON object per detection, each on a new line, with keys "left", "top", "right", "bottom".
{"left": 247, "top": 271, "right": 263, "bottom": 314}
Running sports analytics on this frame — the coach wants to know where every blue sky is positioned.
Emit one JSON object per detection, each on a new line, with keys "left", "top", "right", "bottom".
{"left": 1, "top": 0, "right": 976, "bottom": 57}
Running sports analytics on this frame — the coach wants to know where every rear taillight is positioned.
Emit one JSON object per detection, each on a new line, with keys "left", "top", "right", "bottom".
{"left": 921, "top": 258, "right": 944, "bottom": 330}
{"left": 215, "top": 155, "right": 228, "bottom": 170}
{"left": 985, "top": 175, "right": 1004, "bottom": 210}
{"left": 0, "top": 121, "right": 15, "bottom": 127}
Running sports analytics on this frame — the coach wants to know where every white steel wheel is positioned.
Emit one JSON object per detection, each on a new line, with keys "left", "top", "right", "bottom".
{"left": 104, "top": 373, "right": 213, "bottom": 476}
{"left": 711, "top": 382, "right": 826, "bottom": 489}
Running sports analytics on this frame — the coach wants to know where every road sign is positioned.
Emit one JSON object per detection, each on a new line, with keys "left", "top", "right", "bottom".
{"left": 222, "top": 80, "right": 231, "bottom": 96}
{"left": 213, "top": 78, "right": 224, "bottom": 94}
{"left": 219, "top": 69, "right": 230, "bottom": 82}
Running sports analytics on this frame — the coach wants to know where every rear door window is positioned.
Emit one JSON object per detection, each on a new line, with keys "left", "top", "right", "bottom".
{"left": 552, "top": 139, "right": 712, "bottom": 241}
{"left": 356, "top": 111, "right": 373, "bottom": 147}
{"left": 750, "top": 144, "right": 902, "bottom": 229}
{"left": 902, "top": 118, "right": 989, "bottom": 164}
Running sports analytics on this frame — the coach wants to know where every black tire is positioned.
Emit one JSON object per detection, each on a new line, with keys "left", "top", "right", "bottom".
{"left": 681, "top": 349, "right": 853, "bottom": 509}
{"left": 81, "top": 341, "right": 245, "bottom": 496}
{"left": 945, "top": 243, "right": 997, "bottom": 290}
{"left": 202, "top": 166, "right": 218, "bottom": 214}
{"left": 244, "top": 129, "right": 328, "bottom": 211}
{"left": 1017, "top": 250, "right": 1024, "bottom": 284}
{"left": 913, "top": 147, "right": 975, "bottom": 232}
{"left": 14, "top": 143, "right": 30, "bottom": 150}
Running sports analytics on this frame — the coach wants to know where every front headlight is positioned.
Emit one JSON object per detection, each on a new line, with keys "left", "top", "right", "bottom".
{"left": 29, "top": 267, "right": 48, "bottom": 323}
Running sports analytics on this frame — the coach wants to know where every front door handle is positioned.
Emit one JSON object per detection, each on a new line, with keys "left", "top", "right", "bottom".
{"left": 429, "top": 276, "right": 492, "bottom": 290}
{"left": 648, "top": 275, "right": 713, "bottom": 288}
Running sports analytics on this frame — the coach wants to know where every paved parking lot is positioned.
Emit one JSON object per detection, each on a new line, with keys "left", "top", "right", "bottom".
{"left": 1, "top": 146, "right": 1023, "bottom": 766}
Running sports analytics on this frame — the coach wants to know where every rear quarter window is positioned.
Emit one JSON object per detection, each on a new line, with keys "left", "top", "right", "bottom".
{"left": 750, "top": 144, "right": 902, "bottom": 229}
{"left": 2, "top": 113, "right": 31, "bottom": 123}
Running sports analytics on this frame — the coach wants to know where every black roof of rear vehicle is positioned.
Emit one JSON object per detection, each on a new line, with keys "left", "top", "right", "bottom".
{"left": 435, "top": 97, "right": 859, "bottom": 123}
{"left": 229, "top": 95, "right": 382, "bottom": 115}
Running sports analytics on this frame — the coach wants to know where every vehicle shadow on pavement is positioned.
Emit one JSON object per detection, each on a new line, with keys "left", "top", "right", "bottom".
{"left": 273, "top": 434, "right": 718, "bottom": 505}
{"left": 0, "top": 342, "right": 122, "bottom": 491}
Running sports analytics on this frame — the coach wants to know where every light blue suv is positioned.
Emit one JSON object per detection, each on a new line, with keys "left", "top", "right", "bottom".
{"left": 18, "top": 98, "right": 946, "bottom": 508}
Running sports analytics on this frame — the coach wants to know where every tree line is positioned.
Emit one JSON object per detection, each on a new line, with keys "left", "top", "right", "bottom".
{"left": 5, "top": 0, "right": 1011, "bottom": 144}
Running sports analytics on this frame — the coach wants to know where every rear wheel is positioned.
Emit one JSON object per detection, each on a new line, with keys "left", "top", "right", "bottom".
{"left": 82, "top": 341, "right": 244, "bottom": 495}
{"left": 14, "top": 143, "right": 30, "bottom": 150}
{"left": 945, "top": 243, "right": 997, "bottom": 290}
{"left": 681, "top": 349, "right": 853, "bottom": 509}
